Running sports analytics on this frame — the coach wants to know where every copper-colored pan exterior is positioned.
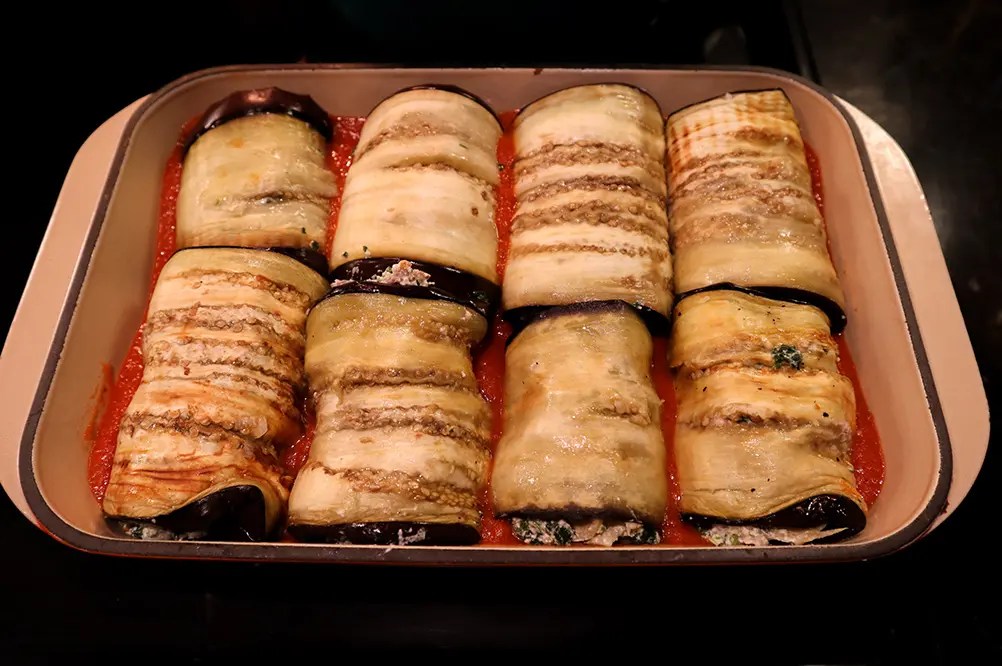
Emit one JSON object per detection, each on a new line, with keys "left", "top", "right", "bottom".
{"left": 1, "top": 66, "right": 988, "bottom": 564}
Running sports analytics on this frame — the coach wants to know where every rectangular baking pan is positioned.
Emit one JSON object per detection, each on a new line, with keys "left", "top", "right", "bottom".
{"left": 1, "top": 65, "right": 986, "bottom": 564}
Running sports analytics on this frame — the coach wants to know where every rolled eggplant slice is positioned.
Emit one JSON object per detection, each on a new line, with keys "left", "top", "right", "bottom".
{"left": 102, "top": 248, "right": 329, "bottom": 540}
{"left": 330, "top": 87, "right": 502, "bottom": 283}
{"left": 177, "top": 88, "right": 337, "bottom": 252}
{"left": 287, "top": 291, "right": 491, "bottom": 545}
{"left": 503, "top": 84, "right": 673, "bottom": 321}
{"left": 670, "top": 290, "right": 865, "bottom": 545}
{"left": 675, "top": 425, "right": 865, "bottom": 545}
{"left": 666, "top": 89, "right": 846, "bottom": 329}
{"left": 491, "top": 302, "right": 668, "bottom": 546}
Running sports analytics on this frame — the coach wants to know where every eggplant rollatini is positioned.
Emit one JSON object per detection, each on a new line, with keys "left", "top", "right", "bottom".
{"left": 491, "top": 302, "right": 668, "bottom": 546}
{"left": 670, "top": 290, "right": 865, "bottom": 545}
{"left": 503, "top": 84, "right": 672, "bottom": 329}
{"left": 666, "top": 90, "right": 846, "bottom": 331}
{"left": 287, "top": 287, "right": 491, "bottom": 545}
{"left": 103, "top": 248, "right": 328, "bottom": 540}
{"left": 176, "top": 88, "right": 336, "bottom": 257}
{"left": 330, "top": 87, "right": 502, "bottom": 284}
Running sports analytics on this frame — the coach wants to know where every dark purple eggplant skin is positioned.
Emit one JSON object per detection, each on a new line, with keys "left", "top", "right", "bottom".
{"left": 329, "top": 257, "right": 501, "bottom": 321}
{"left": 504, "top": 299, "right": 671, "bottom": 346}
{"left": 388, "top": 84, "right": 501, "bottom": 127}
{"left": 288, "top": 521, "right": 481, "bottom": 546}
{"left": 683, "top": 494, "right": 867, "bottom": 544}
{"left": 106, "top": 485, "right": 270, "bottom": 542}
{"left": 174, "top": 245, "right": 328, "bottom": 279}
{"left": 675, "top": 283, "right": 847, "bottom": 334}
{"left": 514, "top": 81, "right": 665, "bottom": 123}
{"left": 183, "top": 87, "right": 334, "bottom": 153}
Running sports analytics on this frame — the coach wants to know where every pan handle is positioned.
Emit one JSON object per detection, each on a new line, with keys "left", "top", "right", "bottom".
{"left": 840, "top": 99, "right": 989, "bottom": 534}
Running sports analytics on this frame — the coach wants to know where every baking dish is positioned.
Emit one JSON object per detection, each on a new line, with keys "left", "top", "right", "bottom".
{"left": 0, "top": 65, "right": 988, "bottom": 564}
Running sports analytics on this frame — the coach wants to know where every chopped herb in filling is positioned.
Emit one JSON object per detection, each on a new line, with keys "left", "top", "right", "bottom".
{"left": 512, "top": 517, "right": 574, "bottom": 545}
{"left": 511, "top": 517, "right": 659, "bottom": 546}
{"left": 701, "top": 523, "right": 847, "bottom": 547}
{"left": 118, "top": 520, "right": 207, "bottom": 542}
{"left": 771, "top": 344, "right": 804, "bottom": 370}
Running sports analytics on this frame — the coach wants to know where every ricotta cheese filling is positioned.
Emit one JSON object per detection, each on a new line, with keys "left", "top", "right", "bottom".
{"left": 701, "top": 523, "right": 847, "bottom": 547}
{"left": 512, "top": 517, "right": 659, "bottom": 546}
{"left": 118, "top": 520, "right": 209, "bottom": 542}
{"left": 332, "top": 260, "right": 435, "bottom": 289}
{"left": 372, "top": 260, "right": 433, "bottom": 287}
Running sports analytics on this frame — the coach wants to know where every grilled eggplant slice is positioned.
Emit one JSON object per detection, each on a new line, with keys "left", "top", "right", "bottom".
{"left": 491, "top": 302, "right": 668, "bottom": 545}
{"left": 102, "top": 248, "right": 329, "bottom": 540}
{"left": 503, "top": 84, "right": 673, "bottom": 325}
{"left": 666, "top": 89, "right": 847, "bottom": 331}
{"left": 670, "top": 290, "right": 866, "bottom": 545}
{"left": 330, "top": 87, "right": 502, "bottom": 283}
{"left": 287, "top": 291, "right": 491, "bottom": 545}
{"left": 177, "top": 87, "right": 337, "bottom": 252}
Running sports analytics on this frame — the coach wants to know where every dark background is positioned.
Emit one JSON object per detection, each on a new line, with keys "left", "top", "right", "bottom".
{"left": 3, "top": 0, "right": 999, "bottom": 660}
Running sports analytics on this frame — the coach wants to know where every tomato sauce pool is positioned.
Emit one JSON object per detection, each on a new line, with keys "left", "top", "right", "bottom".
{"left": 282, "top": 116, "right": 364, "bottom": 476}
{"left": 806, "top": 144, "right": 885, "bottom": 507}
{"left": 86, "top": 112, "right": 884, "bottom": 541}
{"left": 85, "top": 120, "right": 190, "bottom": 501}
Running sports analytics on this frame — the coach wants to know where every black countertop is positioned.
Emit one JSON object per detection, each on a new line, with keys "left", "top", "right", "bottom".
{"left": 3, "top": 1, "right": 999, "bottom": 660}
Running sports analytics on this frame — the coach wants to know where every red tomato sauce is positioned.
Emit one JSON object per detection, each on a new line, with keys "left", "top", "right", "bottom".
{"left": 281, "top": 116, "right": 365, "bottom": 477}
{"left": 87, "top": 110, "right": 884, "bottom": 541}
{"left": 323, "top": 116, "right": 365, "bottom": 257}
{"left": 806, "top": 143, "right": 885, "bottom": 506}
{"left": 837, "top": 338, "right": 885, "bottom": 506}
{"left": 86, "top": 121, "right": 190, "bottom": 501}
{"left": 651, "top": 338, "right": 711, "bottom": 545}
{"left": 476, "top": 111, "right": 519, "bottom": 545}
